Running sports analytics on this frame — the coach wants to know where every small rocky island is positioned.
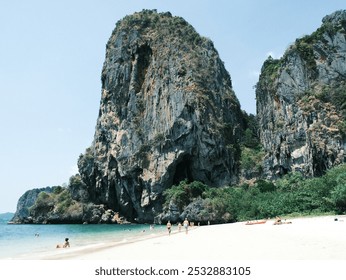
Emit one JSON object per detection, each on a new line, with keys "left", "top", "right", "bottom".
{"left": 11, "top": 9, "right": 346, "bottom": 225}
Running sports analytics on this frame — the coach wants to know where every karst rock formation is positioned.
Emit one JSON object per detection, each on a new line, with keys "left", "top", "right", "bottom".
{"left": 77, "top": 10, "right": 243, "bottom": 222}
{"left": 11, "top": 10, "right": 346, "bottom": 224}
{"left": 256, "top": 10, "right": 346, "bottom": 178}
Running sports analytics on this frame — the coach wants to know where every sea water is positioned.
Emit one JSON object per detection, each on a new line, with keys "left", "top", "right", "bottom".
{"left": 0, "top": 220, "right": 165, "bottom": 259}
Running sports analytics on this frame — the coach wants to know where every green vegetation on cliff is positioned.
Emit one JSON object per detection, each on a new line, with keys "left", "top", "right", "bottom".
{"left": 26, "top": 162, "right": 346, "bottom": 224}
{"left": 239, "top": 112, "right": 264, "bottom": 176}
{"left": 164, "top": 163, "right": 346, "bottom": 222}
{"left": 163, "top": 180, "right": 208, "bottom": 212}
{"left": 29, "top": 186, "right": 81, "bottom": 218}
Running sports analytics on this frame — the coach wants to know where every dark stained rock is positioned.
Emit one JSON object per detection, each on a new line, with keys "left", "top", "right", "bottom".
{"left": 14, "top": 10, "right": 346, "bottom": 225}
{"left": 256, "top": 10, "right": 346, "bottom": 178}
{"left": 78, "top": 10, "right": 243, "bottom": 223}
{"left": 158, "top": 198, "right": 233, "bottom": 225}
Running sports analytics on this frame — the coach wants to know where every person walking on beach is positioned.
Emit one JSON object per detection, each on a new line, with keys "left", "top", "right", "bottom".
{"left": 183, "top": 218, "right": 189, "bottom": 234}
{"left": 167, "top": 221, "right": 172, "bottom": 235}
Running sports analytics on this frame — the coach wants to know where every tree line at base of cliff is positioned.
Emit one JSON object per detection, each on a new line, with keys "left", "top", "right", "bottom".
{"left": 12, "top": 163, "right": 346, "bottom": 225}
{"left": 161, "top": 163, "right": 346, "bottom": 224}
{"left": 11, "top": 162, "right": 346, "bottom": 225}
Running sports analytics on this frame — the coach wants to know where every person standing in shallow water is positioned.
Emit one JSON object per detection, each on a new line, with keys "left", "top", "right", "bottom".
{"left": 183, "top": 218, "right": 189, "bottom": 234}
{"left": 166, "top": 221, "right": 172, "bottom": 235}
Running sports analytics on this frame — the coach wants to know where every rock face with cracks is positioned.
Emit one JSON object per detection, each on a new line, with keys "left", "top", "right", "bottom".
{"left": 78, "top": 10, "right": 243, "bottom": 223}
{"left": 256, "top": 10, "right": 346, "bottom": 179}
{"left": 12, "top": 10, "right": 346, "bottom": 225}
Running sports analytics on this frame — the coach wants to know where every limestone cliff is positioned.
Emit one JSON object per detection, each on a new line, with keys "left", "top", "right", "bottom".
{"left": 78, "top": 10, "right": 243, "bottom": 223}
{"left": 11, "top": 178, "right": 122, "bottom": 224}
{"left": 256, "top": 10, "right": 346, "bottom": 178}
{"left": 11, "top": 186, "right": 56, "bottom": 223}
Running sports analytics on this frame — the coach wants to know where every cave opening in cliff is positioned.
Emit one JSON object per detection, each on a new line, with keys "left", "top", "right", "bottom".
{"left": 173, "top": 154, "right": 193, "bottom": 185}
{"left": 133, "top": 44, "right": 152, "bottom": 93}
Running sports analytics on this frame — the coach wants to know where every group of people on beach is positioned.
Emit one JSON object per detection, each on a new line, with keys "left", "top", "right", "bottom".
{"left": 273, "top": 216, "right": 292, "bottom": 225}
{"left": 54, "top": 216, "right": 293, "bottom": 249}
{"left": 244, "top": 216, "right": 293, "bottom": 225}
{"left": 166, "top": 218, "right": 191, "bottom": 235}
{"left": 54, "top": 218, "right": 195, "bottom": 249}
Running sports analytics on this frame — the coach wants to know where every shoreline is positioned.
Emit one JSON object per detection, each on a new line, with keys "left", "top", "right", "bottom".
{"left": 6, "top": 226, "right": 169, "bottom": 260}
{"left": 9, "top": 215, "right": 346, "bottom": 260}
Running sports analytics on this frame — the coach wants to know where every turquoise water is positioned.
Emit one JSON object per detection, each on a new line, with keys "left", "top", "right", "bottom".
{"left": 0, "top": 220, "right": 164, "bottom": 259}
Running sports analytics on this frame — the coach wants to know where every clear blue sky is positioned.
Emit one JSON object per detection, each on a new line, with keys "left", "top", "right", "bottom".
{"left": 0, "top": 0, "right": 344, "bottom": 213}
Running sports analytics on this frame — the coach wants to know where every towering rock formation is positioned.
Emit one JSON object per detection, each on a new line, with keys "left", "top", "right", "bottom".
{"left": 78, "top": 10, "right": 243, "bottom": 222}
{"left": 256, "top": 10, "right": 346, "bottom": 178}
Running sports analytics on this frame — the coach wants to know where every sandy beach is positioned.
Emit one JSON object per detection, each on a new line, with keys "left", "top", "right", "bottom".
{"left": 17, "top": 215, "right": 344, "bottom": 260}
